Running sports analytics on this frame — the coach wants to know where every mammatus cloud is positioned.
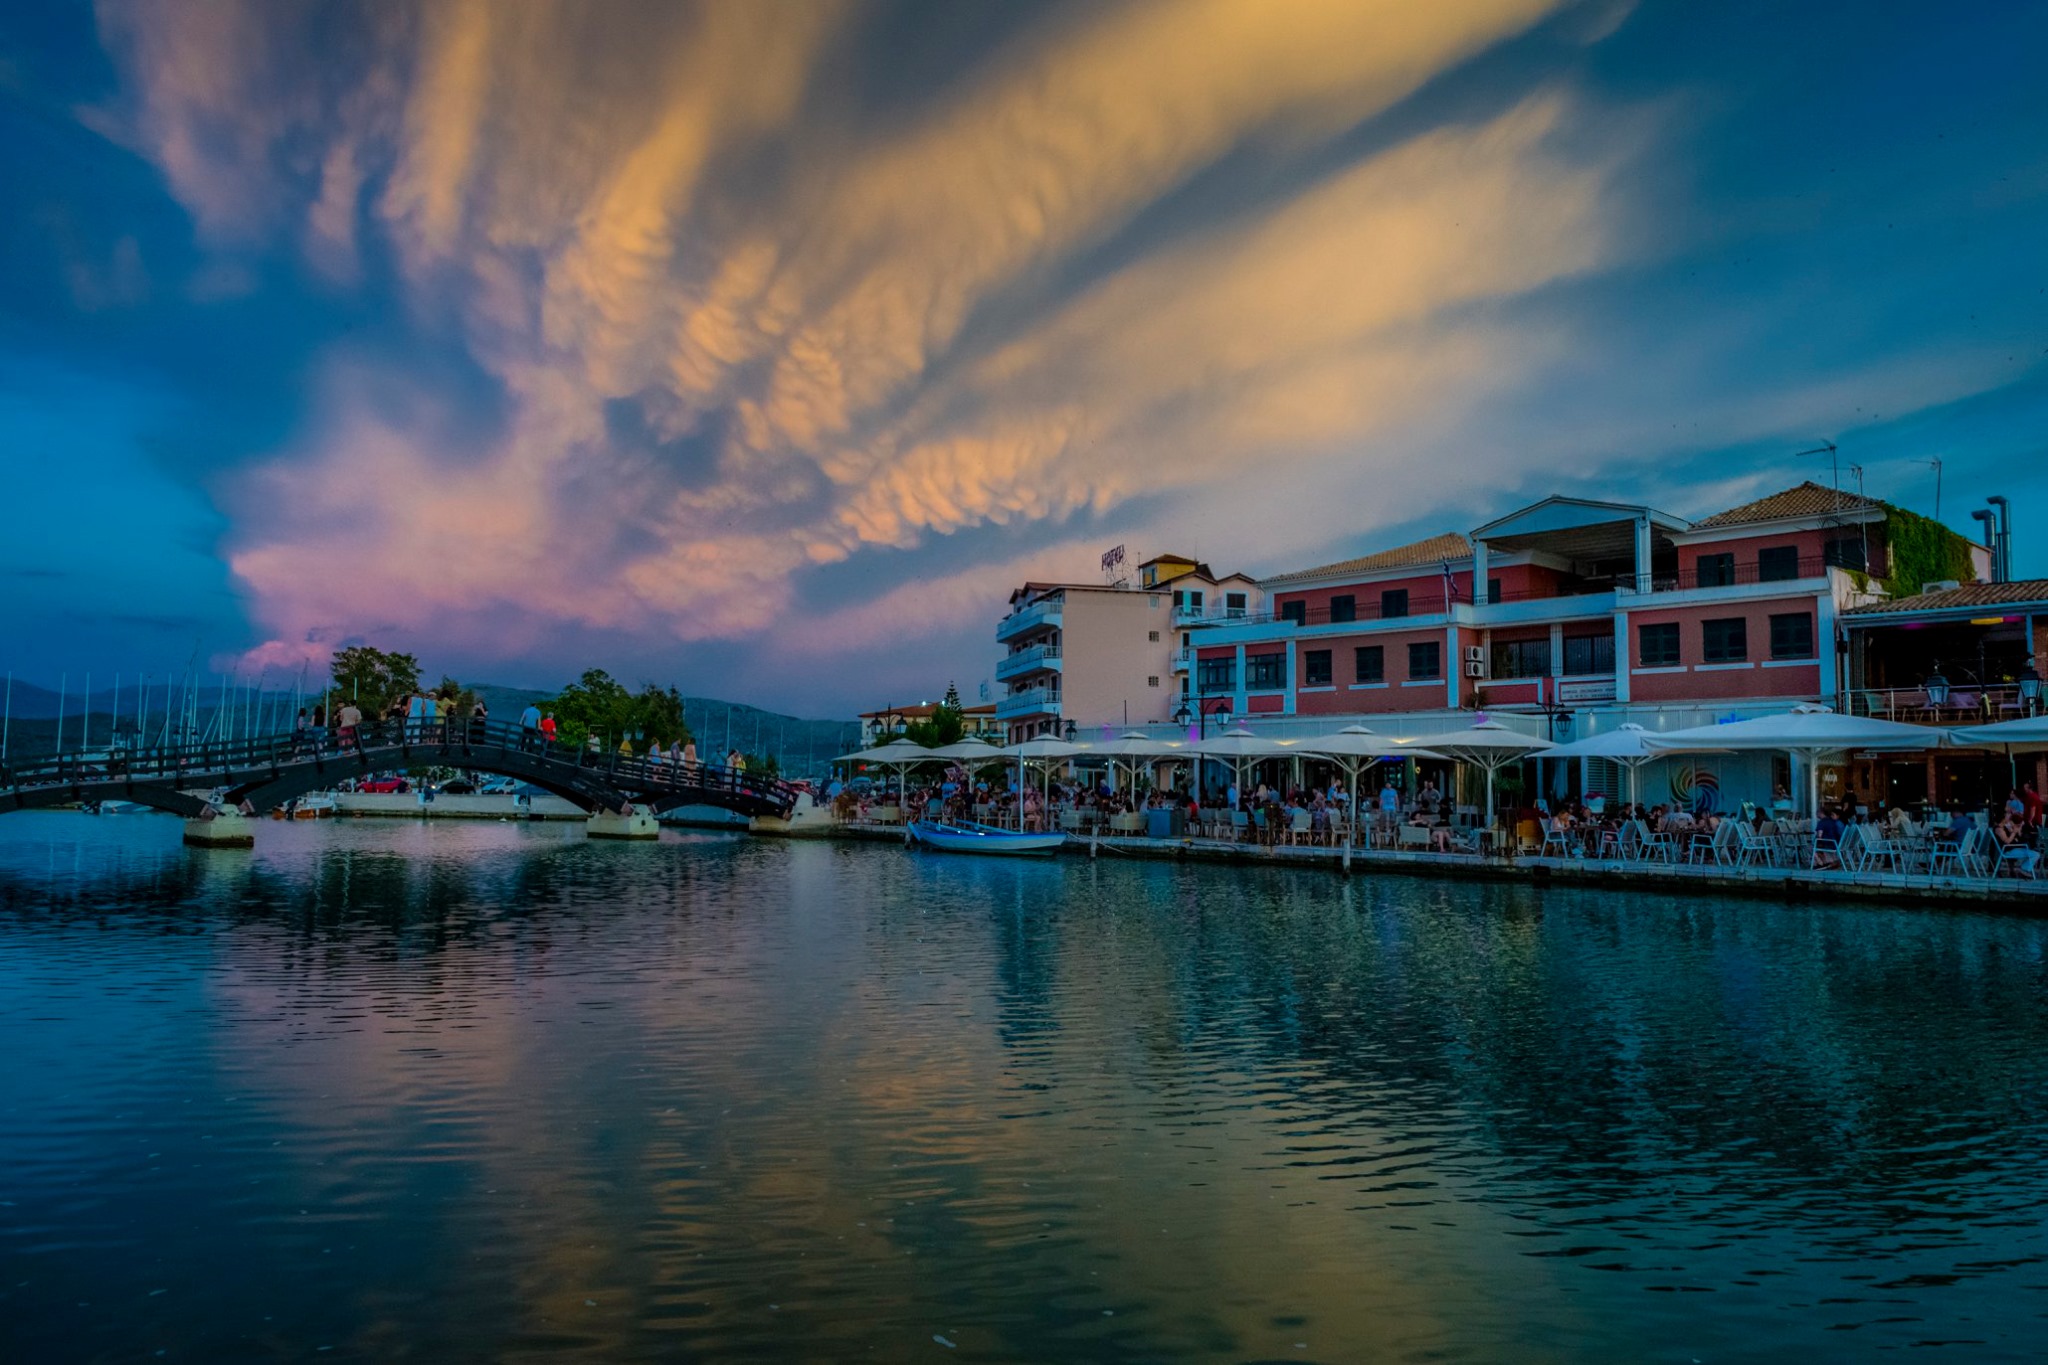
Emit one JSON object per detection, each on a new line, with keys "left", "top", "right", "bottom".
{"left": 94, "top": 0, "right": 1638, "bottom": 685}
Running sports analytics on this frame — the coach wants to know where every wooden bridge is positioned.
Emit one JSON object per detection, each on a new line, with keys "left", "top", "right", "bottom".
{"left": 0, "top": 717, "right": 800, "bottom": 838}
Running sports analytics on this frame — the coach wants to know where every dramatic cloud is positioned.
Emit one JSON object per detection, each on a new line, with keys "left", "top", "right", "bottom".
{"left": 92, "top": 0, "right": 1615, "bottom": 686}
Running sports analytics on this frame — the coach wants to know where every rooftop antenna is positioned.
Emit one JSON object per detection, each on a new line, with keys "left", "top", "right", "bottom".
{"left": 1794, "top": 440, "right": 1840, "bottom": 492}
{"left": 1924, "top": 456, "right": 1944, "bottom": 523}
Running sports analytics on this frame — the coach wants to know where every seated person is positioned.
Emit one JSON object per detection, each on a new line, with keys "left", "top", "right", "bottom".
{"left": 1994, "top": 814, "right": 2040, "bottom": 879}
{"left": 1813, "top": 807, "right": 1846, "bottom": 868}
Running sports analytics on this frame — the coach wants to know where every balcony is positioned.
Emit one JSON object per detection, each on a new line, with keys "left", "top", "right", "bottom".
{"left": 996, "top": 686, "right": 1061, "bottom": 721}
{"left": 995, "top": 643, "right": 1062, "bottom": 682}
{"left": 996, "top": 599, "right": 1062, "bottom": 643}
{"left": 1171, "top": 647, "right": 1192, "bottom": 670}
{"left": 1842, "top": 684, "right": 2036, "bottom": 726}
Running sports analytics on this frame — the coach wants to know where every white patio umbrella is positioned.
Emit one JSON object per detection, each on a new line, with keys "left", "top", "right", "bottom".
{"left": 1541, "top": 722, "right": 1726, "bottom": 814}
{"left": 1641, "top": 703, "right": 1942, "bottom": 818}
{"left": 1295, "top": 725, "right": 1447, "bottom": 834}
{"left": 1003, "top": 736, "right": 1085, "bottom": 828}
{"left": 1085, "top": 731, "right": 1184, "bottom": 793}
{"left": 1950, "top": 715, "right": 2048, "bottom": 752}
{"left": 837, "top": 737, "right": 934, "bottom": 799}
{"left": 1191, "top": 727, "right": 1295, "bottom": 795}
{"left": 1400, "top": 719, "right": 1552, "bottom": 829}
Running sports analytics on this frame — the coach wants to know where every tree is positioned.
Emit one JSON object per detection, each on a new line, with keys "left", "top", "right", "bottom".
{"left": 903, "top": 684, "right": 965, "bottom": 748}
{"left": 542, "top": 670, "right": 694, "bottom": 750}
{"left": 330, "top": 645, "right": 421, "bottom": 718}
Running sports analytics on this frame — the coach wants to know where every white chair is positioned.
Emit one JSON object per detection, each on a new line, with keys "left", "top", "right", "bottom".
{"left": 1734, "top": 823, "right": 1778, "bottom": 869}
{"left": 1855, "top": 823, "right": 1905, "bottom": 875}
{"left": 1541, "top": 823, "right": 1576, "bottom": 859}
{"left": 1929, "top": 828, "right": 1987, "bottom": 879}
{"left": 1627, "top": 819, "right": 1676, "bottom": 864}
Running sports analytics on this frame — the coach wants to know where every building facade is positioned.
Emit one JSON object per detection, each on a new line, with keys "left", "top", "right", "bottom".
{"left": 996, "top": 556, "right": 1259, "bottom": 742}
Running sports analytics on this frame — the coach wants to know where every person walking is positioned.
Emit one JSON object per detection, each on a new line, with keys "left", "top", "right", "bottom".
{"left": 337, "top": 700, "right": 360, "bottom": 749}
{"left": 540, "top": 712, "right": 557, "bottom": 746}
{"left": 683, "top": 737, "right": 698, "bottom": 766}
{"left": 520, "top": 701, "right": 542, "bottom": 750}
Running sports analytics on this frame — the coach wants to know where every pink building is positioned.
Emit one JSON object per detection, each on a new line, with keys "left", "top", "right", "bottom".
{"left": 996, "top": 555, "right": 1258, "bottom": 742}
{"left": 1184, "top": 482, "right": 1987, "bottom": 730}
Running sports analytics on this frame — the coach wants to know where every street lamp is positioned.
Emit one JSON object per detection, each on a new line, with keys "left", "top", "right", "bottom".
{"left": 1924, "top": 667, "right": 1950, "bottom": 709}
{"left": 2020, "top": 666, "right": 2042, "bottom": 713}
{"left": 1062, "top": 719, "right": 1078, "bottom": 742}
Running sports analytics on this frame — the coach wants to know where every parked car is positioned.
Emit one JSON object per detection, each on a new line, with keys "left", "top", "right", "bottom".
{"left": 358, "top": 776, "right": 410, "bottom": 794}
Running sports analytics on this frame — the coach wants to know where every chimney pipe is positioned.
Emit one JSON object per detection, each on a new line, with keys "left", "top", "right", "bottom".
{"left": 1987, "top": 495, "right": 2012, "bottom": 586}
{"left": 1972, "top": 509, "right": 2001, "bottom": 583}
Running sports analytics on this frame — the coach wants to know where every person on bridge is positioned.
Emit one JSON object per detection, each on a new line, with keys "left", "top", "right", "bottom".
{"left": 618, "top": 736, "right": 635, "bottom": 759}
{"left": 337, "top": 700, "right": 361, "bottom": 749}
{"left": 540, "top": 713, "right": 557, "bottom": 746}
{"left": 520, "top": 701, "right": 541, "bottom": 749}
{"left": 683, "top": 738, "right": 698, "bottom": 766}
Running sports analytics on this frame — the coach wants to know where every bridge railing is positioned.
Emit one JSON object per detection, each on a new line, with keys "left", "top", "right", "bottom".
{"left": 0, "top": 716, "right": 801, "bottom": 813}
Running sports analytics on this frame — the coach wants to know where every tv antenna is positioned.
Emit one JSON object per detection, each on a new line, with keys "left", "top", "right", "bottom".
{"left": 1794, "top": 440, "right": 1840, "bottom": 491}
{"left": 1924, "top": 456, "right": 1943, "bottom": 522}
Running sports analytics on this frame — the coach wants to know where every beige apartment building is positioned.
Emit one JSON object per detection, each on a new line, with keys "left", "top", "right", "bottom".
{"left": 995, "top": 554, "right": 1259, "bottom": 743}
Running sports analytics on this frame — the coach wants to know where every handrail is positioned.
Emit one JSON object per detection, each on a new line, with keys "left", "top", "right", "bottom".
{"left": 0, "top": 716, "right": 802, "bottom": 813}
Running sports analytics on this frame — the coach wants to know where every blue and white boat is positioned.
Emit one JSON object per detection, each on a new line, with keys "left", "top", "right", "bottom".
{"left": 908, "top": 819, "right": 1066, "bottom": 856}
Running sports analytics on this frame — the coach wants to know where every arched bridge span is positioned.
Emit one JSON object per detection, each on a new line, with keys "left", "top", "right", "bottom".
{"left": 0, "top": 719, "right": 800, "bottom": 821}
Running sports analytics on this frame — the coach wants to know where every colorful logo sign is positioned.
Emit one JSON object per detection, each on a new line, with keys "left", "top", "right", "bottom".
{"left": 1670, "top": 765, "right": 1721, "bottom": 814}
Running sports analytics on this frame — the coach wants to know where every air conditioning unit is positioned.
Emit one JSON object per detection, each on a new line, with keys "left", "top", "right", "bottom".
{"left": 1464, "top": 660, "right": 1486, "bottom": 677}
{"left": 1465, "top": 645, "right": 1485, "bottom": 663}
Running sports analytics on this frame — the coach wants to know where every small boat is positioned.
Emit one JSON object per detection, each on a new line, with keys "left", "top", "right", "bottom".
{"left": 908, "top": 819, "right": 1066, "bottom": 856}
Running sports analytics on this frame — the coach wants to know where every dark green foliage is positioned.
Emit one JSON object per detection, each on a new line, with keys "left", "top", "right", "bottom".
{"left": 330, "top": 645, "right": 422, "bottom": 717}
{"left": 1879, "top": 503, "right": 1978, "bottom": 599}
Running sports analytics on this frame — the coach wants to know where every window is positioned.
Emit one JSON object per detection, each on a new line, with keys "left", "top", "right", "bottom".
{"left": 1304, "top": 650, "right": 1332, "bottom": 686}
{"left": 1176, "top": 589, "right": 1205, "bottom": 614}
{"left": 1381, "top": 588, "right": 1410, "bottom": 619}
{"left": 1702, "top": 617, "right": 1748, "bottom": 663}
{"left": 1490, "top": 638, "right": 1552, "bottom": 679}
{"left": 1280, "top": 600, "right": 1307, "bottom": 626}
{"left": 1563, "top": 633, "right": 1615, "bottom": 676}
{"left": 1147, "top": 630, "right": 1160, "bottom": 642}
{"left": 1408, "top": 641, "right": 1441, "bottom": 680}
{"left": 1487, "top": 577, "right": 1502, "bottom": 605}
{"left": 1769, "top": 612, "right": 1814, "bottom": 660}
{"left": 1638, "top": 622, "right": 1681, "bottom": 667}
{"left": 1354, "top": 645, "right": 1385, "bottom": 684}
{"left": 1147, "top": 676, "right": 1160, "bottom": 688}
{"left": 1329, "top": 594, "right": 1356, "bottom": 624}
{"left": 1246, "top": 653, "right": 1286, "bottom": 690}
{"left": 1225, "top": 592, "right": 1247, "bottom": 617}
{"left": 1757, "top": 545, "right": 1800, "bottom": 582}
{"left": 1695, "top": 552, "right": 1735, "bottom": 588}
{"left": 1823, "top": 537, "right": 1867, "bottom": 572}
{"left": 1197, "top": 656, "right": 1235, "bottom": 694}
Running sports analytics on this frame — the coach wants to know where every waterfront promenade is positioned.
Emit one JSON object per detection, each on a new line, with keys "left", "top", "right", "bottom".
{"left": 827, "top": 819, "right": 2048, "bottom": 908}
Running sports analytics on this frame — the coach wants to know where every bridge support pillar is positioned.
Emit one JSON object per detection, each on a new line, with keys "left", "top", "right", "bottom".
{"left": 586, "top": 809, "right": 659, "bottom": 841}
{"left": 183, "top": 813, "right": 256, "bottom": 849}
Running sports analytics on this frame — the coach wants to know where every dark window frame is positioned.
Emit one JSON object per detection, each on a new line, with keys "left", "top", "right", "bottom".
{"left": 1381, "top": 588, "right": 1410, "bottom": 620}
{"left": 1702, "top": 617, "right": 1749, "bottom": 663}
{"left": 1303, "top": 649, "right": 1333, "bottom": 686}
{"left": 1769, "top": 612, "right": 1815, "bottom": 660}
{"left": 1638, "top": 622, "right": 1681, "bottom": 668}
{"left": 1695, "top": 552, "right": 1736, "bottom": 588}
{"left": 1246, "top": 653, "right": 1286, "bottom": 691}
{"left": 1354, "top": 645, "right": 1385, "bottom": 684}
{"left": 1407, "top": 640, "right": 1442, "bottom": 681}
{"left": 1196, "top": 656, "right": 1236, "bottom": 694}
{"left": 1280, "top": 600, "right": 1307, "bottom": 627}
{"left": 1563, "top": 633, "right": 1615, "bottom": 677}
{"left": 1328, "top": 594, "right": 1356, "bottom": 624}
{"left": 1757, "top": 545, "right": 1801, "bottom": 582}
{"left": 1489, "top": 638, "right": 1552, "bottom": 680}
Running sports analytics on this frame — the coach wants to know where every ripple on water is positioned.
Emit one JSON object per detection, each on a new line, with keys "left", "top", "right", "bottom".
{"left": 3, "top": 810, "right": 2048, "bottom": 1361}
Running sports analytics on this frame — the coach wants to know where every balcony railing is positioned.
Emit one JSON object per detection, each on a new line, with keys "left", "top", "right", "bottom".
{"left": 995, "top": 686, "right": 1061, "bottom": 720}
{"left": 995, "top": 643, "right": 1062, "bottom": 682}
{"left": 996, "top": 599, "right": 1062, "bottom": 643}
{"left": 1841, "top": 685, "right": 2037, "bottom": 726}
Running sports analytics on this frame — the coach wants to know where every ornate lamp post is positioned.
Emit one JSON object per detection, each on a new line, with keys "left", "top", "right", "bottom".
{"left": 1923, "top": 667, "right": 1950, "bottom": 710}
{"left": 2020, "top": 666, "right": 2042, "bottom": 715}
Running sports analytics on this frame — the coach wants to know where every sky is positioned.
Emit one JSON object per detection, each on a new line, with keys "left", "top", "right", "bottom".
{"left": 2, "top": 0, "right": 2045, "bottom": 717}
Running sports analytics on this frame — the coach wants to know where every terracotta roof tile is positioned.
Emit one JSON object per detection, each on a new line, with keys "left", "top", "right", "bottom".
{"left": 1693, "top": 480, "right": 1882, "bottom": 528}
{"left": 1264, "top": 532, "right": 1470, "bottom": 585}
{"left": 1844, "top": 579, "right": 2048, "bottom": 615}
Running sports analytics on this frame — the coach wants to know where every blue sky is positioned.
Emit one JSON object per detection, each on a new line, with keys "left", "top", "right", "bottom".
{"left": 1, "top": 0, "right": 2044, "bottom": 715}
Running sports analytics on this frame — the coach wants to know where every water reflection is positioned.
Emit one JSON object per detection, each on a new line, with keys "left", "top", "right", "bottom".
{"left": 2, "top": 811, "right": 2046, "bottom": 1361}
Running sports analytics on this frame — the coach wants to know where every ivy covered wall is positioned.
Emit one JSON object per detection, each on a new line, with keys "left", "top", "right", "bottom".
{"left": 1878, "top": 503, "right": 1979, "bottom": 599}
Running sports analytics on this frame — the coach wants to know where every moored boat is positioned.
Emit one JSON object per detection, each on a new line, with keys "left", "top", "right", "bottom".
{"left": 908, "top": 819, "right": 1065, "bottom": 856}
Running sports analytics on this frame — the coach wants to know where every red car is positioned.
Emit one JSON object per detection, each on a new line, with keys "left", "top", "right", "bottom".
{"left": 357, "top": 777, "right": 410, "bottom": 794}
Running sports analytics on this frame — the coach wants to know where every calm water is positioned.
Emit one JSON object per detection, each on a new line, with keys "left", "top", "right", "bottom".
{"left": 3, "top": 813, "right": 2047, "bottom": 1362}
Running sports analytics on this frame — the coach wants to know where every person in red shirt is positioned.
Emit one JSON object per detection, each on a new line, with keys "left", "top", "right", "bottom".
{"left": 539, "top": 713, "right": 558, "bottom": 745}
{"left": 2023, "top": 781, "right": 2044, "bottom": 829}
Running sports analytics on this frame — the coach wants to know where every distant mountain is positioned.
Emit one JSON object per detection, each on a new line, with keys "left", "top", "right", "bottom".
{"left": 0, "top": 678, "right": 858, "bottom": 777}
{"left": 470, "top": 683, "right": 858, "bottom": 778}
